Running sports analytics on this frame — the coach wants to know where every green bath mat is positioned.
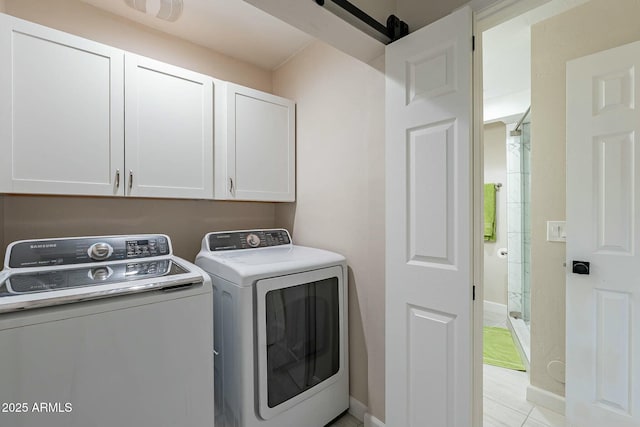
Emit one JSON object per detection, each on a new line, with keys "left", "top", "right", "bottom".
{"left": 483, "top": 327, "right": 526, "bottom": 371}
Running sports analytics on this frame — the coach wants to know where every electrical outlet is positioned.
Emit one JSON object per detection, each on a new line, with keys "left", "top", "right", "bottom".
{"left": 547, "top": 221, "right": 566, "bottom": 242}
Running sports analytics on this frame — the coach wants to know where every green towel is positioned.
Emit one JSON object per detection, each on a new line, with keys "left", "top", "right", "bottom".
{"left": 484, "top": 183, "right": 496, "bottom": 242}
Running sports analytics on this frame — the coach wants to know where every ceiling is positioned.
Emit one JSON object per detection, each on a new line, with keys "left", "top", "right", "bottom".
{"left": 482, "top": 0, "right": 588, "bottom": 122}
{"left": 81, "top": 0, "right": 314, "bottom": 70}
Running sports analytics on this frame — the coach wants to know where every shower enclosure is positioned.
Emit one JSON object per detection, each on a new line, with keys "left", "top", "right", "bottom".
{"left": 506, "top": 108, "right": 531, "bottom": 362}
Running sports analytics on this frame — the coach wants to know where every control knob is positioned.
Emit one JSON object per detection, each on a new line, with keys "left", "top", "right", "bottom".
{"left": 88, "top": 242, "right": 113, "bottom": 261}
{"left": 246, "top": 233, "right": 261, "bottom": 248}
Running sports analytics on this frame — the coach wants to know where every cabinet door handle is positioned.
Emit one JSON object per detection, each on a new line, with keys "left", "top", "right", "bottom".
{"left": 129, "top": 170, "right": 133, "bottom": 190}
{"left": 229, "top": 177, "right": 234, "bottom": 194}
{"left": 115, "top": 169, "right": 120, "bottom": 188}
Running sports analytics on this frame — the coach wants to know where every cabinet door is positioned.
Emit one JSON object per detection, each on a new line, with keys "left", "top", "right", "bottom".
{"left": 0, "top": 14, "right": 125, "bottom": 196}
{"left": 226, "top": 84, "right": 295, "bottom": 202}
{"left": 125, "top": 54, "right": 213, "bottom": 199}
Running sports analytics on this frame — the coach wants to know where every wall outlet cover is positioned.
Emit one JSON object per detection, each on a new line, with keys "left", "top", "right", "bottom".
{"left": 547, "top": 221, "right": 566, "bottom": 242}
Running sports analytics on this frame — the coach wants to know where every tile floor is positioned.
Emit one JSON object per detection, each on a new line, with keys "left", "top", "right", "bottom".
{"left": 484, "top": 364, "right": 565, "bottom": 426}
{"left": 330, "top": 310, "right": 567, "bottom": 427}
{"left": 483, "top": 311, "right": 566, "bottom": 427}
{"left": 328, "top": 412, "right": 363, "bottom": 427}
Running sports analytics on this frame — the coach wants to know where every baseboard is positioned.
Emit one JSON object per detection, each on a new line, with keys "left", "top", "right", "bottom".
{"left": 526, "top": 384, "right": 566, "bottom": 415}
{"left": 348, "top": 396, "right": 367, "bottom": 422}
{"left": 483, "top": 300, "right": 507, "bottom": 316}
{"left": 348, "top": 396, "right": 386, "bottom": 427}
{"left": 364, "top": 413, "right": 386, "bottom": 427}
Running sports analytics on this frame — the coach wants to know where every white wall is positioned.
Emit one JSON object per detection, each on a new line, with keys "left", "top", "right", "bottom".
{"left": 530, "top": 0, "right": 640, "bottom": 397}
{"left": 483, "top": 122, "right": 508, "bottom": 305}
{"left": 396, "top": 0, "right": 468, "bottom": 31}
{"left": 272, "top": 41, "right": 386, "bottom": 421}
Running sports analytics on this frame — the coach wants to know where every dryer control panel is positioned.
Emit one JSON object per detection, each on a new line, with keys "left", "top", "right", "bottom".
{"left": 7, "top": 235, "right": 171, "bottom": 269}
{"left": 208, "top": 229, "right": 291, "bottom": 251}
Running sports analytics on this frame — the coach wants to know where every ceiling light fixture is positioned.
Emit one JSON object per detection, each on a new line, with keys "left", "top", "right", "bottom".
{"left": 124, "top": 0, "right": 146, "bottom": 13}
{"left": 124, "top": 0, "right": 184, "bottom": 22}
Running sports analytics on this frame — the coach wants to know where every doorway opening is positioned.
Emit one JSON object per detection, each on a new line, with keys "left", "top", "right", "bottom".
{"left": 479, "top": 1, "right": 588, "bottom": 425}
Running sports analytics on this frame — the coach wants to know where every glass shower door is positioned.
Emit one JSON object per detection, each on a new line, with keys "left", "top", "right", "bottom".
{"left": 506, "top": 116, "right": 532, "bottom": 361}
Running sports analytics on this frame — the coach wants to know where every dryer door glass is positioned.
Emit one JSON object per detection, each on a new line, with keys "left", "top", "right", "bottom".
{"left": 264, "top": 277, "right": 340, "bottom": 408}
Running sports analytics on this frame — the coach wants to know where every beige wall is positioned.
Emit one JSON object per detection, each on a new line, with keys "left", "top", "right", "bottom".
{"left": 272, "top": 41, "right": 385, "bottom": 421}
{"left": 0, "top": 0, "right": 5, "bottom": 13}
{"left": 483, "top": 122, "right": 507, "bottom": 305}
{"left": 1, "top": 196, "right": 274, "bottom": 262}
{"left": 530, "top": 0, "right": 640, "bottom": 397}
{"left": 3, "top": 0, "right": 271, "bottom": 92}
{"left": 0, "top": 196, "right": 4, "bottom": 261}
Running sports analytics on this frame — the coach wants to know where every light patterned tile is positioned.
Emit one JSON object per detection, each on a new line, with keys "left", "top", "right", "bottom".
{"left": 484, "top": 396, "right": 530, "bottom": 427}
{"left": 522, "top": 417, "right": 551, "bottom": 427}
{"left": 508, "top": 290, "right": 523, "bottom": 314}
{"left": 507, "top": 230, "right": 522, "bottom": 263}
{"left": 484, "top": 310, "right": 508, "bottom": 328}
{"left": 508, "top": 203, "right": 522, "bottom": 233}
{"left": 508, "top": 268, "right": 522, "bottom": 298}
{"left": 528, "top": 407, "right": 566, "bottom": 427}
{"left": 328, "top": 413, "right": 363, "bottom": 427}
{"left": 507, "top": 173, "right": 521, "bottom": 203}
{"left": 484, "top": 364, "right": 533, "bottom": 415}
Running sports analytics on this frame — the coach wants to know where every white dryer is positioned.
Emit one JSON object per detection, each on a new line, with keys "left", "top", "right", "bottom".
{"left": 196, "top": 229, "right": 349, "bottom": 427}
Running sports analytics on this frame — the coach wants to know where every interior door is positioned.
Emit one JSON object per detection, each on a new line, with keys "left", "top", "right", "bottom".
{"left": 385, "top": 6, "right": 474, "bottom": 427}
{"left": 566, "top": 40, "right": 640, "bottom": 427}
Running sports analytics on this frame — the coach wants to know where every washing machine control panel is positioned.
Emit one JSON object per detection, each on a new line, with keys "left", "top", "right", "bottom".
{"left": 7, "top": 235, "right": 171, "bottom": 268}
{"left": 208, "top": 229, "right": 291, "bottom": 251}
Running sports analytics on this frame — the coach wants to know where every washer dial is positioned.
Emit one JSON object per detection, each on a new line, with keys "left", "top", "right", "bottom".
{"left": 246, "top": 233, "right": 261, "bottom": 248}
{"left": 88, "top": 242, "right": 113, "bottom": 261}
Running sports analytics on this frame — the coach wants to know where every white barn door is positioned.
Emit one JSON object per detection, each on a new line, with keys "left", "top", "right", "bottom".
{"left": 385, "top": 6, "right": 474, "bottom": 427}
{"left": 566, "top": 40, "right": 640, "bottom": 427}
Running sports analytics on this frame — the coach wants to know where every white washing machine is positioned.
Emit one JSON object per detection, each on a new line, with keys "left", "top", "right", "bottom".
{"left": 195, "top": 229, "right": 349, "bottom": 427}
{"left": 0, "top": 234, "right": 214, "bottom": 427}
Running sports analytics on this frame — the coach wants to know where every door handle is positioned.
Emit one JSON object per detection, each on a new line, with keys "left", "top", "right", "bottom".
{"left": 115, "top": 169, "right": 120, "bottom": 188}
{"left": 129, "top": 170, "right": 133, "bottom": 190}
{"left": 229, "top": 177, "right": 234, "bottom": 194}
{"left": 572, "top": 261, "right": 590, "bottom": 275}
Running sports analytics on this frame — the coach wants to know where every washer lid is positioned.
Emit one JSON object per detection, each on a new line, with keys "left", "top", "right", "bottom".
{"left": 0, "top": 257, "right": 208, "bottom": 314}
{"left": 195, "top": 245, "right": 345, "bottom": 286}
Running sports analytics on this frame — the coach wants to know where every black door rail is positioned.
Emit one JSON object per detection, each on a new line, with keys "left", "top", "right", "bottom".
{"left": 314, "top": 0, "right": 409, "bottom": 43}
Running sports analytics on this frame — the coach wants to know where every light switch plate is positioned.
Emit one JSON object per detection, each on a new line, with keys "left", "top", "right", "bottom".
{"left": 547, "top": 221, "right": 566, "bottom": 242}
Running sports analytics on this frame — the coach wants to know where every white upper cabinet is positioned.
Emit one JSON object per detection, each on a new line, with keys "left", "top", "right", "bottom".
{"left": 0, "top": 14, "right": 125, "bottom": 196}
{"left": 125, "top": 54, "right": 213, "bottom": 199}
{"left": 217, "top": 83, "right": 295, "bottom": 202}
{"left": 0, "top": 13, "right": 295, "bottom": 202}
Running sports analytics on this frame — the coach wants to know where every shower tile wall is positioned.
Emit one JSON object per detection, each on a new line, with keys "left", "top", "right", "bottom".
{"left": 507, "top": 122, "right": 531, "bottom": 323}
{"left": 507, "top": 136, "right": 522, "bottom": 316}
{"left": 521, "top": 122, "right": 531, "bottom": 324}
